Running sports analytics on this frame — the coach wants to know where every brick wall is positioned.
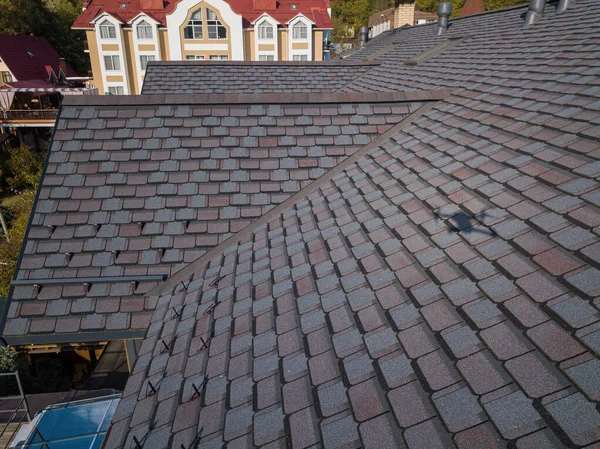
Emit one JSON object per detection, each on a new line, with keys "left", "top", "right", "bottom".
{"left": 394, "top": 1, "right": 416, "bottom": 27}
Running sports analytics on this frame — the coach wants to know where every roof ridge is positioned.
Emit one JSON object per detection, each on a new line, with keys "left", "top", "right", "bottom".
{"left": 62, "top": 89, "right": 450, "bottom": 107}
{"left": 147, "top": 60, "right": 381, "bottom": 67}
{"left": 146, "top": 95, "right": 450, "bottom": 297}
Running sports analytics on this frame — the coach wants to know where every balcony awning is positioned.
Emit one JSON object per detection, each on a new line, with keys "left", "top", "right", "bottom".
{"left": 1, "top": 87, "right": 98, "bottom": 94}
{"left": 0, "top": 91, "right": 15, "bottom": 112}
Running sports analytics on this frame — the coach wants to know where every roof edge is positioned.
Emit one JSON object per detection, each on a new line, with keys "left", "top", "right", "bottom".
{"left": 147, "top": 60, "right": 379, "bottom": 67}
{"left": 5, "top": 330, "right": 146, "bottom": 346}
{"left": 62, "top": 88, "right": 452, "bottom": 107}
{"left": 148, "top": 97, "right": 449, "bottom": 296}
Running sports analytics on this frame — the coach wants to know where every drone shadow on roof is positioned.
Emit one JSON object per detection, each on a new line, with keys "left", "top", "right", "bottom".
{"left": 434, "top": 210, "right": 496, "bottom": 236}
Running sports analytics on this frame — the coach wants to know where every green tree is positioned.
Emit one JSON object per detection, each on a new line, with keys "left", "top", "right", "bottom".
{"left": 0, "top": 193, "right": 36, "bottom": 296}
{"left": 416, "top": 0, "right": 528, "bottom": 16}
{"left": 0, "top": 346, "right": 18, "bottom": 373}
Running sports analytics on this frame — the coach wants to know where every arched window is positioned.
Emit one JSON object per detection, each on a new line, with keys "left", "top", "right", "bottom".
{"left": 292, "top": 21, "right": 307, "bottom": 40}
{"left": 184, "top": 9, "right": 203, "bottom": 39}
{"left": 207, "top": 9, "right": 227, "bottom": 39}
{"left": 137, "top": 20, "right": 153, "bottom": 39}
{"left": 99, "top": 20, "right": 117, "bottom": 39}
{"left": 257, "top": 20, "right": 274, "bottom": 40}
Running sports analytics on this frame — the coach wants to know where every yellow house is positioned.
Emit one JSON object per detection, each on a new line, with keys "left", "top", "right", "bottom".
{"left": 73, "top": 0, "right": 333, "bottom": 94}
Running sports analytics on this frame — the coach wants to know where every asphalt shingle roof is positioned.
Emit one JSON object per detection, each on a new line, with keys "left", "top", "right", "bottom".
{"left": 4, "top": 92, "right": 429, "bottom": 344}
{"left": 7, "top": 0, "right": 600, "bottom": 447}
{"left": 141, "top": 61, "right": 380, "bottom": 95}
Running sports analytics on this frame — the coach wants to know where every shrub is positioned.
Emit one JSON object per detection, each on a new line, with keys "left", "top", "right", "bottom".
{"left": 0, "top": 144, "right": 44, "bottom": 194}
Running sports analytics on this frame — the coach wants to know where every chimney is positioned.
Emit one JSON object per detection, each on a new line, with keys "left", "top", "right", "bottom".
{"left": 394, "top": 0, "right": 415, "bottom": 28}
{"left": 523, "top": 0, "right": 546, "bottom": 27}
{"left": 556, "top": 0, "right": 576, "bottom": 14}
{"left": 140, "top": 0, "right": 164, "bottom": 9}
{"left": 359, "top": 26, "right": 369, "bottom": 46}
{"left": 436, "top": 2, "right": 452, "bottom": 35}
{"left": 458, "top": 0, "right": 485, "bottom": 17}
{"left": 58, "top": 58, "right": 67, "bottom": 75}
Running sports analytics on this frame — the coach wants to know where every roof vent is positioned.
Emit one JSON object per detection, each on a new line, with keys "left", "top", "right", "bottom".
{"left": 436, "top": 2, "right": 452, "bottom": 35}
{"left": 556, "top": 0, "right": 576, "bottom": 14}
{"left": 523, "top": 0, "right": 546, "bottom": 27}
{"left": 359, "top": 26, "right": 369, "bottom": 46}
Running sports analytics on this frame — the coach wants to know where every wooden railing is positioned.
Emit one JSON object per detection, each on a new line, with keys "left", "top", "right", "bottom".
{"left": 1, "top": 109, "right": 58, "bottom": 122}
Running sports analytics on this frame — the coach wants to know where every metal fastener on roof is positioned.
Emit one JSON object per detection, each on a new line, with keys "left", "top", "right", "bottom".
{"left": 524, "top": 0, "right": 546, "bottom": 26}
{"left": 436, "top": 2, "right": 452, "bottom": 35}
{"left": 556, "top": 0, "right": 576, "bottom": 14}
{"left": 11, "top": 274, "right": 168, "bottom": 286}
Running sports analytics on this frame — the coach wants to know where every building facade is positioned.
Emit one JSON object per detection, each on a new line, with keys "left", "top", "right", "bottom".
{"left": 74, "top": 0, "right": 332, "bottom": 94}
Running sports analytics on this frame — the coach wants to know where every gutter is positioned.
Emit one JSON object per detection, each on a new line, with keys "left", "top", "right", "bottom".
{"left": 0, "top": 102, "right": 63, "bottom": 345}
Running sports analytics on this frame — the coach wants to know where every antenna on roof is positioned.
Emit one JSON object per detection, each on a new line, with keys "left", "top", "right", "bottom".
{"left": 436, "top": 2, "right": 452, "bottom": 35}
{"left": 523, "top": 0, "right": 546, "bottom": 27}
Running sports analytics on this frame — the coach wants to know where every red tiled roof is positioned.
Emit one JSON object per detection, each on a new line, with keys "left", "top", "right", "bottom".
{"left": 0, "top": 80, "right": 58, "bottom": 89}
{"left": 0, "top": 35, "right": 78, "bottom": 80}
{"left": 72, "top": 0, "right": 332, "bottom": 29}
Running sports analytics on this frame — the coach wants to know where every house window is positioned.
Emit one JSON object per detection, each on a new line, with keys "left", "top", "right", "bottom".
{"left": 184, "top": 9, "right": 203, "bottom": 39}
{"left": 103, "top": 55, "right": 121, "bottom": 71}
{"left": 292, "top": 21, "right": 307, "bottom": 39}
{"left": 139, "top": 54, "right": 155, "bottom": 70}
{"left": 207, "top": 9, "right": 227, "bottom": 39}
{"left": 186, "top": 55, "right": 205, "bottom": 60}
{"left": 257, "top": 20, "right": 274, "bottom": 40}
{"left": 259, "top": 55, "right": 274, "bottom": 61}
{"left": 108, "top": 86, "right": 124, "bottom": 95}
{"left": 1, "top": 72, "right": 13, "bottom": 84}
{"left": 136, "top": 20, "right": 153, "bottom": 39}
{"left": 293, "top": 55, "right": 308, "bottom": 61}
{"left": 209, "top": 55, "right": 228, "bottom": 60}
{"left": 99, "top": 20, "right": 117, "bottom": 39}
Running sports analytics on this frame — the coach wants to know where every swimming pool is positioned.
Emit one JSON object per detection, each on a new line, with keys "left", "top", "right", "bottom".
{"left": 20, "top": 394, "right": 120, "bottom": 449}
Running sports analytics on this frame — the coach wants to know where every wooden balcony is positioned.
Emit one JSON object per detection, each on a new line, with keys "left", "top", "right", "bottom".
{"left": 0, "top": 109, "right": 58, "bottom": 127}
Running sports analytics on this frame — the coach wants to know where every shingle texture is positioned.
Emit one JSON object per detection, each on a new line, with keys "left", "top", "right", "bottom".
{"left": 142, "top": 61, "right": 380, "bottom": 95}
{"left": 101, "top": 1, "right": 600, "bottom": 448}
{"left": 4, "top": 94, "right": 420, "bottom": 340}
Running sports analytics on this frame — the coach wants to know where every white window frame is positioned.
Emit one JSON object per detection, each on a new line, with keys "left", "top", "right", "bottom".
{"left": 186, "top": 55, "right": 205, "bottom": 60}
{"left": 287, "top": 15, "right": 313, "bottom": 61}
{"left": 292, "top": 22, "right": 308, "bottom": 40}
{"left": 259, "top": 55, "right": 274, "bottom": 61}
{"left": 165, "top": 0, "right": 244, "bottom": 61}
{"left": 257, "top": 20, "right": 274, "bottom": 40}
{"left": 94, "top": 14, "right": 130, "bottom": 94}
{"left": 253, "top": 14, "right": 278, "bottom": 61}
{"left": 136, "top": 20, "right": 154, "bottom": 39}
{"left": 139, "top": 54, "right": 156, "bottom": 71}
{"left": 209, "top": 55, "right": 228, "bottom": 60}
{"left": 130, "top": 14, "right": 161, "bottom": 94}
{"left": 184, "top": 8, "right": 203, "bottom": 39}
{"left": 103, "top": 54, "right": 121, "bottom": 71}
{"left": 99, "top": 20, "right": 117, "bottom": 39}
{"left": 107, "top": 85, "right": 125, "bottom": 95}
{"left": 206, "top": 8, "right": 227, "bottom": 40}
